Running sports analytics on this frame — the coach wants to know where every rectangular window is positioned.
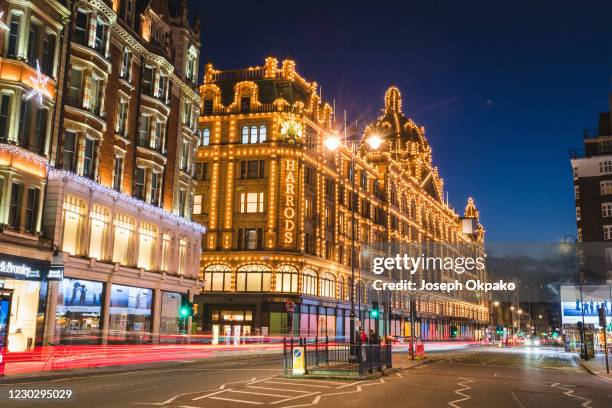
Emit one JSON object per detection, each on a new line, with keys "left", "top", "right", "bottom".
{"left": 603, "top": 203, "right": 612, "bottom": 217}
{"left": 68, "top": 69, "right": 83, "bottom": 106}
{"left": 24, "top": 188, "right": 40, "bottom": 233}
{"left": 193, "top": 195, "right": 202, "bottom": 215}
{"left": 150, "top": 171, "right": 160, "bottom": 206}
{"left": 574, "top": 185, "right": 579, "bottom": 200}
{"left": 41, "top": 32, "right": 56, "bottom": 76}
{"left": 117, "top": 99, "right": 128, "bottom": 135}
{"left": 601, "top": 161, "right": 612, "bottom": 174}
{"left": 137, "top": 222, "right": 157, "bottom": 270}
{"left": 203, "top": 99, "right": 213, "bottom": 115}
{"left": 201, "top": 128, "right": 210, "bottom": 146}
{"left": 112, "top": 215, "right": 135, "bottom": 265}
{"left": 576, "top": 206, "right": 580, "bottom": 221}
{"left": 605, "top": 225, "right": 612, "bottom": 241}
{"left": 240, "top": 160, "right": 265, "bottom": 179}
{"left": 180, "top": 141, "right": 189, "bottom": 170}
{"left": 195, "top": 163, "right": 209, "bottom": 181}
{"left": 142, "top": 66, "right": 154, "bottom": 96}
{"left": 240, "top": 192, "right": 264, "bottom": 213}
{"left": 241, "top": 97, "right": 251, "bottom": 113}
{"left": 113, "top": 156, "right": 123, "bottom": 191}
{"left": 7, "top": 15, "right": 20, "bottom": 58}
{"left": 62, "top": 131, "right": 77, "bottom": 172}
{"left": 74, "top": 11, "right": 88, "bottom": 45}
{"left": 94, "top": 20, "right": 106, "bottom": 52}
{"left": 601, "top": 181, "right": 612, "bottom": 195}
{"left": 18, "top": 99, "right": 31, "bottom": 146}
{"left": 33, "top": 108, "right": 47, "bottom": 153}
{"left": 89, "top": 204, "right": 109, "bottom": 260}
{"left": 27, "top": 23, "right": 40, "bottom": 64}
{"left": 89, "top": 76, "right": 102, "bottom": 114}
{"left": 238, "top": 228, "right": 262, "bottom": 250}
{"left": 179, "top": 189, "right": 187, "bottom": 217}
{"left": 8, "top": 183, "right": 22, "bottom": 229}
{"left": 134, "top": 167, "right": 145, "bottom": 200}
{"left": 120, "top": 47, "right": 132, "bottom": 79}
{"left": 0, "top": 94, "right": 11, "bottom": 140}
{"left": 606, "top": 248, "right": 612, "bottom": 263}
{"left": 138, "top": 115, "right": 150, "bottom": 146}
{"left": 82, "top": 138, "right": 95, "bottom": 179}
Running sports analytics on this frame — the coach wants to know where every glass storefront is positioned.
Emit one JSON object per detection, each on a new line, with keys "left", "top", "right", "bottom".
{"left": 159, "top": 291, "right": 181, "bottom": 341}
{"left": 55, "top": 278, "right": 104, "bottom": 344}
{"left": 108, "top": 284, "right": 152, "bottom": 343}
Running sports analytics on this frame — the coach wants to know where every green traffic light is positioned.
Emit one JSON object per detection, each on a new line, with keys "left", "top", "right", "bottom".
{"left": 179, "top": 307, "right": 189, "bottom": 317}
{"left": 370, "top": 309, "right": 379, "bottom": 318}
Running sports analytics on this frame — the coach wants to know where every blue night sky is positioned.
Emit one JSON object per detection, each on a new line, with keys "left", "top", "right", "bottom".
{"left": 188, "top": 0, "right": 612, "bottom": 242}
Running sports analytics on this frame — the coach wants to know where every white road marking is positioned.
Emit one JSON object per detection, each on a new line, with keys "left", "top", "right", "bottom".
{"left": 271, "top": 392, "right": 320, "bottom": 404}
{"left": 509, "top": 390, "right": 526, "bottom": 408}
{"left": 448, "top": 377, "right": 474, "bottom": 408}
{"left": 280, "top": 395, "right": 322, "bottom": 408}
{"left": 208, "top": 395, "right": 264, "bottom": 404}
{"left": 191, "top": 388, "right": 231, "bottom": 400}
{"left": 550, "top": 383, "right": 593, "bottom": 407}
{"left": 264, "top": 380, "right": 333, "bottom": 388}
{"left": 247, "top": 386, "right": 311, "bottom": 394}
{"left": 231, "top": 389, "right": 291, "bottom": 398}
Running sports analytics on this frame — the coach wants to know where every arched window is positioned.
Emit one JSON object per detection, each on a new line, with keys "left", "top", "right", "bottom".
{"left": 259, "top": 125, "right": 267, "bottom": 142}
{"left": 62, "top": 195, "right": 87, "bottom": 256}
{"left": 241, "top": 124, "right": 267, "bottom": 144}
{"left": 250, "top": 125, "right": 258, "bottom": 143}
{"left": 320, "top": 272, "right": 337, "bottom": 298}
{"left": 301, "top": 268, "right": 318, "bottom": 296}
{"left": 242, "top": 126, "right": 249, "bottom": 144}
{"left": 236, "top": 264, "right": 272, "bottom": 292}
{"left": 203, "top": 264, "right": 232, "bottom": 292}
{"left": 275, "top": 265, "right": 298, "bottom": 293}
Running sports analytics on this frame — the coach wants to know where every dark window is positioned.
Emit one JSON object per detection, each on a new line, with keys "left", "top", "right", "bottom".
{"left": 133, "top": 168, "right": 145, "bottom": 200}
{"left": 240, "top": 160, "right": 265, "bottom": 179}
{"left": 27, "top": 24, "right": 39, "bottom": 64}
{"left": 151, "top": 172, "right": 160, "bottom": 206}
{"left": 113, "top": 156, "right": 123, "bottom": 191}
{"left": 94, "top": 21, "right": 106, "bottom": 53}
{"left": 24, "top": 188, "right": 40, "bottom": 233}
{"left": 41, "top": 33, "right": 56, "bottom": 76}
{"left": 8, "top": 183, "right": 22, "bottom": 229}
{"left": 241, "top": 96, "right": 250, "bottom": 113}
{"left": 18, "top": 99, "right": 31, "bottom": 147}
{"left": 195, "top": 162, "right": 209, "bottom": 181}
{"left": 74, "top": 11, "right": 88, "bottom": 45}
{"left": 33, "top": 108, "right": 47, "bottom": 153}
{"left": 238, "top": 228, "right": 263, "bottom": 250}
{"left": 325, "top": 178, "right": 334, "bottom": 197}
{"left": 82, "top": 138, "right": 95, "bottom": 179}
{"left": 7, "top": 15, "right": 20, "bottom": 58}
{"left": 305, "top": 166, "right": 315, "bottom": 186}
{"left": 67, "top": 69, "right": 83, "bottom": 106}
{"left": 203, "top": 99, "right": 213, "bottom": 115}
{"left": 62, "top": 131, "right": 77, "bottom": 171}
{"left": 142, "top": 66, "right": 154, "bottom": 96}
{"left": 0, "top": 94, "right": 10, "bottom": 140}
{"left": 179, "top": 189, "right": 187, "bottom": 217}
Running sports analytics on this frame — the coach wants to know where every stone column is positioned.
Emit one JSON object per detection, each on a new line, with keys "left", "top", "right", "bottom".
{"left": 101, "top": 279, "right": 112, "bottom": 344}
{"left": 152, "top": 287, "right": 161, "bottom": 344}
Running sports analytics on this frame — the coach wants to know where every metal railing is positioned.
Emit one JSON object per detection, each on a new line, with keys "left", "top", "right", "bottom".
{"left": 283, "top": 337, "right": 392, "bottom": 376}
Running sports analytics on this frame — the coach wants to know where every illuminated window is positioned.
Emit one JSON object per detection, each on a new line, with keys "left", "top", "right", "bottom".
{"left": 193, "top": 195, "right": 202, "bottom": 215}
{"left": 259, "top": 125, "right": 267, "bottom": 142}
{"left": 603, "top": 203, "right": 612, "bottom": 218}
{"left": 238, "top": 228, "right": 262, "bottom": 250}
{"left": 89, "top": 204, "right": 110, "bottom": 260}
{"left": 601, "top": 181, "right": 612, "bottom": 195}
{"left": 62, "top": 196, "right": 87, "bottom": 255}
{"left": 601, "top": 161, "right": 612, "bottom": 174}
{"left": 178, "top": 238, "right": 188, "bottom": 275}
{"left": 275, "top": 265, "right": 298, "bottom": 293}
{"left": 301, "top": 269, "right": 318, "bottom": 296}
{"left": 605, "top": 225, "right": 612, "bottom": 241}
{"left": 240, "top": 125, "right": 267, "bottom": 144}
{"left": 235, "top": 264, "right": 272, "bottom": 292}
{"left": 137, "top": 222, "right": 157, "bottom": 270}
{"left": 160, "top": 233, "right": 172, "bottom": 272}
{"left": 201, "top": 127, "right": 210, "bottom": 146}
{"left": 112, "top": 214, "right": 135, "bottom": 265}
{"left": 240, "top": 192, "right": 264, "bottom": 213}
{"left": 576, "top": 207, "right": 581, "bottom": 221}
{"left": 320, "top": 272, "right": 337, "bottom": 298}
{"left": 204, "top": 264, "right": 232, "bottom": 292}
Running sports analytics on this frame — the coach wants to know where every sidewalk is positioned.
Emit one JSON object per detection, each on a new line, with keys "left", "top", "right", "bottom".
{"left": 577, "top": 353, "right": 612, "bottom": 380}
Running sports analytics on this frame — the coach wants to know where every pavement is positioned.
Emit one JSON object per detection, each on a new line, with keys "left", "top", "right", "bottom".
{"left": 0, "top": 346, "right": 609, "bottom": 407}
{"left": 576, "top": 352, "right": 612, "bottom": 379}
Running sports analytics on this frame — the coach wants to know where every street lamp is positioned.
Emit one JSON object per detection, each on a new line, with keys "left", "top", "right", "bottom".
{"left": 324, "top": 127, "right": 383, "bottom": 345}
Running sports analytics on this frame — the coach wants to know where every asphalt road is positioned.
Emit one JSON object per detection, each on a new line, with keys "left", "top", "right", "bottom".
{"left": 0, "top": 347, "right": 610, "bottom": 408}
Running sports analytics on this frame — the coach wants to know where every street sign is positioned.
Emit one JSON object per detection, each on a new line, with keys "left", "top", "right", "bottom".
{"left": 292, "top": 347, "right": 305, "bottom": 375}
{"left": 285, "top": 301, "right": 295, "bottom": 312}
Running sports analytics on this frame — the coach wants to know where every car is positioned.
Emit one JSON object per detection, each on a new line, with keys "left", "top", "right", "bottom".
{"left": 526, "top": 338, "right": 541, "bottom": 347}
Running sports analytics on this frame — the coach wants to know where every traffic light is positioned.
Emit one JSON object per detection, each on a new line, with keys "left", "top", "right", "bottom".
{"left": 370, "top": 301, "right": 379, "bottom": 319}
{"left": 496, "top": 325, "right": 504, "bottom": 335}
{"left": 450, "top": 326, "right": 458, "bottom": 338}
{"left": 179, "top": 296, "right": 194, "bottom": 318}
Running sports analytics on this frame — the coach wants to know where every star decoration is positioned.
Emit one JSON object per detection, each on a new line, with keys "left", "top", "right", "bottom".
{"left": 25, "top": 60, "right": 51, "bottom": 105}
{"left": 0, "top": 12, "right": 8, "bottom": 32}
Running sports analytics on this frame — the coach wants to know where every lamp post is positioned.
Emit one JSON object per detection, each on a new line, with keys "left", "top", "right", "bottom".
{"left": 325, "top": 124, "right": 383, "bottom": 345}
{"left": 563, "top": 234, "right": 588, "bottom": 360}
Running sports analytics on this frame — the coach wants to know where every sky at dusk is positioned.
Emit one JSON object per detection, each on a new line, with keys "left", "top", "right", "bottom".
{"left": 188, "top": 0, "right": 612, "bottom": 243}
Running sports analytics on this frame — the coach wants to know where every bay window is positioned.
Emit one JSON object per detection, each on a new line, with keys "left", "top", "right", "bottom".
{"left": 7, "top": 14, "right": 20, "bottom": 58}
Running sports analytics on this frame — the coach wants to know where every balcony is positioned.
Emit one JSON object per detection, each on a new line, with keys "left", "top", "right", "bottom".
{"left": 66, "top": 95, "right": 106, "bottom": 120}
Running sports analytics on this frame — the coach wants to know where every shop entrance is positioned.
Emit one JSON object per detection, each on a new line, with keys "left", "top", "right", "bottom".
{"left": 0, "top": 289, "right": 13, "bottom": 352}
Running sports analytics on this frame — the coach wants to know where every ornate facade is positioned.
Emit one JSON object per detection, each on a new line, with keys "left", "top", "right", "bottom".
{"left": 194, "top": 57, "right": 489, "bottom": 340}
{"left": 0, "top": 0, "right": 203, "bottom": 350}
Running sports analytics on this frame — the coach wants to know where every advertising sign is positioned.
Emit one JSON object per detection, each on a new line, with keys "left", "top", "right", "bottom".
{"left": 292, "top": 347, "right": 305, "bottom": 375}
{"left": 560, "top": 285, "right": 612, "bottom": 328}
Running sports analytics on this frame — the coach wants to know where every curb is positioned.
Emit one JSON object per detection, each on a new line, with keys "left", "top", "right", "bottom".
{"left": 282, "top": 367, "right": 400, "bottom": 381}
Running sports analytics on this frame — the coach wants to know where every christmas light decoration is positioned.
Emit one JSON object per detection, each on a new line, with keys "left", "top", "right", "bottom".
{"left": 25, "top": 60, "right": 51, "bottom": 105}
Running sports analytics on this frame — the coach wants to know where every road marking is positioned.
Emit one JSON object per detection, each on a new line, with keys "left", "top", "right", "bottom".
{"left": 509, "top": 391, "right": 526, "bottom": 408}
{"left": 192, "top": 388, "right": 231, "bottom": 400}
{"left": 247, "top": 386, "right": 311, "bottom": 394}
{"left": 273, "top": 378, "right": 342, "bottom": 384}
{"left": 550, "top": 383, "right": 593, "bottom": 407}
{"left": 280, "top": 395, "right": 322, "bottom": 408}
{"left": 335, "top": 380, "right": 367, "bottom": 389}
{"left": 231, "top": 389, "right": 291, "bottom": 398}
{"left": 208, "top": 395, "right": 264, "bottom": 404}
{"left": 448, "top": 377, "right": 474, "bottom": 408}
{"left": 264, "top": 380, "right": 333, "bottom": 388}
{"left": 270, "top": 392, "right": 320, "bottom": 404}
